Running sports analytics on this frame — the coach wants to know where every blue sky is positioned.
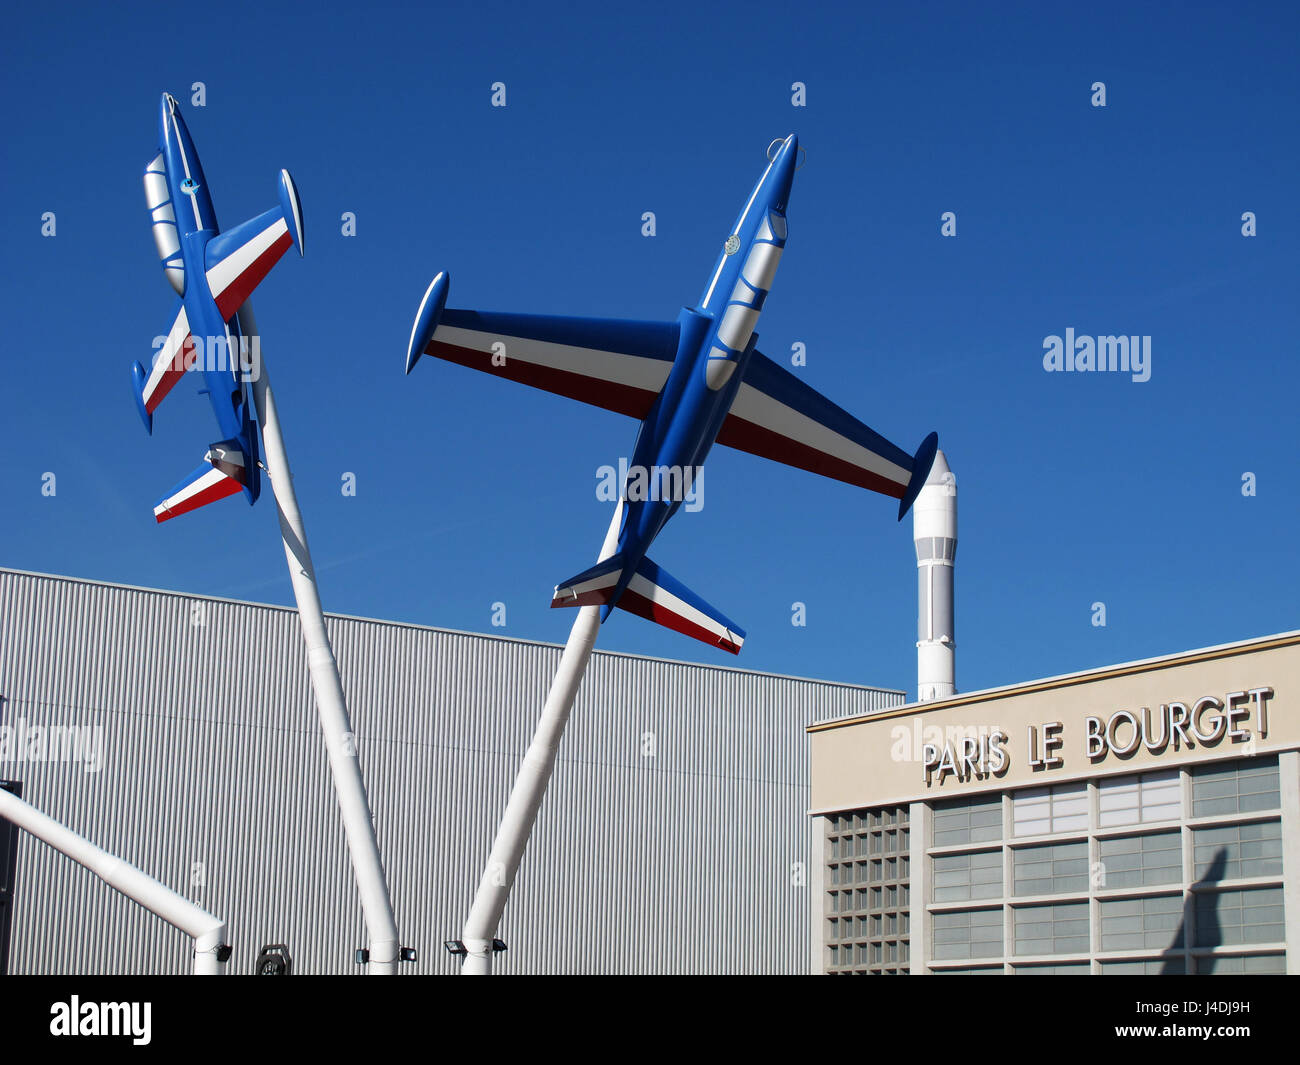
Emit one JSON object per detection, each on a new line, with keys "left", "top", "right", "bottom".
{"left": 2, "top": 1, "right": 1296, "bottom": 696}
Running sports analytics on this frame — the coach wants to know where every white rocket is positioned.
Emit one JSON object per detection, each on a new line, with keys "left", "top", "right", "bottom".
{"left": 914, "top": 450, "right": 957, "bottom": 701}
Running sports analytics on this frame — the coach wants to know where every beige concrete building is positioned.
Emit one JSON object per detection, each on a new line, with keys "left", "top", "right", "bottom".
{"left": 809, "top": 631, "right": 1300, "bottom": 975}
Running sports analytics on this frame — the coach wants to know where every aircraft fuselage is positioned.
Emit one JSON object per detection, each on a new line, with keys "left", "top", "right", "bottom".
{"left": 146, "top": 93, "right": 259, "bottom": 497}
{"left": 613, "top": 135, "right": 800, "bottom": 604}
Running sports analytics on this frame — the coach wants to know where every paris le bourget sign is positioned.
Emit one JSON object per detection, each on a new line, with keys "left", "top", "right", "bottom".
{"left": 920, "top": 686, "right": 1276, "bottom": 788}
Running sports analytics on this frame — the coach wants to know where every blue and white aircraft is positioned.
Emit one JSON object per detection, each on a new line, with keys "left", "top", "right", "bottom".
{"left": 405, "top": 134, "right": 937, "bottom": 655}
{"left": 133, "top": 93, "right": 305, "bottom": 522}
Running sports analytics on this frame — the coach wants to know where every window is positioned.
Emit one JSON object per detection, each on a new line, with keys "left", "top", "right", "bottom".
{"left": 1193, "top": 820, "right": 1282, "bottom": 882}
{"left": 932, "top": 795, "right": 1001, "bottom": 847}
{"left": 1013, "top": 841, "right": 1089, "bottom": 896}
{"left": 1098, "top": 769, "right": 1181, "bottom": 826}
{"left": 1012, "top": 782, "right": 1087, "bottom": 836}
{"left": 1013, "top": 902, "right": 1089, "bottom": 956}
{"left": 932, "top": 908, "right": 1002, "bottom": 961}
{"left": 916, "top": 754, "right": 1285, "bottom": 975}
{"left": 933, "top": 850, "right": 1002, "bottom": 903}
{"left": 1100, "top": 958, "right": 1185, "bottom": 975}
{"left": 1100, "top": 894, "right": 1183, "bottom": 951}
{"left": 1191, "top": 757, "right": 1279, "bottom": 817}
{"left": 1013, "top": 962, "right": 1091, "bottom": 974}
{"left": 1098, "top": 830, "right": 1181, "bottom": 889}
{"left": 1194, "top": 886, "right": 1285, "bottom": 947}
{"left": 1196, "top": 953, "right": 1285, "bottom": 975}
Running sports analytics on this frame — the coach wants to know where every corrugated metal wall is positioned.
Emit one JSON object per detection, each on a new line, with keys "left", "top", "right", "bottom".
{"left": 0, "top": 567, "right": 902, "bottom": 974}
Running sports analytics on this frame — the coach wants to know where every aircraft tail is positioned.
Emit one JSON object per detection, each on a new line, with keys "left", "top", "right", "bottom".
{"left": 551, "top": 553, "right": 745, "bottom": 655}
{"left": 152, "top": 439, "right": 256, "bottom": 524}
{"left": 897, "top": 430, "right": 940, "bottom": 521}
{"left": 550, "top": 554, "right": 627, "bottom": 609}
{"left": 202, "top": 169, "right": 305, "bottom": 321}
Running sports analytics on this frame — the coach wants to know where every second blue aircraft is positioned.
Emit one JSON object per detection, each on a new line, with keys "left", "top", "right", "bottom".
{"left": 406, "top": 134, "right": 938, "bottom": 655}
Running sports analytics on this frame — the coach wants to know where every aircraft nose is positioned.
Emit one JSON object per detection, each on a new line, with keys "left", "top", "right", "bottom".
{"left": 768, "top": 133, "right": 798, "bottom": 211}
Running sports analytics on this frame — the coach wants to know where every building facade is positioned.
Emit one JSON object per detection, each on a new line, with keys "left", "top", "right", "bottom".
{"left": 0, "top": 567, "right": 902, "bottom": 975}
{"left": 809, "top": 632, "right": 1300, "bottom": 974}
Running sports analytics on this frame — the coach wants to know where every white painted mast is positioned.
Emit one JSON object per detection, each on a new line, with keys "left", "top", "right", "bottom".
{"left": 239, "top": 304, "right": 401, "bottom": 974}
{"left": 914, "top": 449, "right": 957, "bottom": 702}
{"left": 459, "top": 501, "right": 624, "bottom": 975}
{"left": 0, "top": 787, "right": 227, "bottom": 974}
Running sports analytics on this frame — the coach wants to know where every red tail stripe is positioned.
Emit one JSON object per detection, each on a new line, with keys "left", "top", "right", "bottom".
{"left": 618, "top": 587, "right": 742, "bottom": 655}
{"left": 155, "top": 474, "right": 242, "bottom": 524}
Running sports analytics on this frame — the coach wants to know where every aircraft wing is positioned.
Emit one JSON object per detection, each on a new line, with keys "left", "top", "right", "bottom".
{"left": 717, "top": 349, "right": 934, "bottom": 508}
{"left": 135, "top": 298, "right": 196, "bottom": 423}
{"left": 413, "top": 305, "right": 679, "bottom": 420}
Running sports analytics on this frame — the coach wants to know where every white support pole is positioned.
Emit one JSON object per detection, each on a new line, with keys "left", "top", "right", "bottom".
{"left": 239, "top": 305, "right": 400, "bottom": 975}
{"left": 0, "top": 788, "right": 227, "bottom": 974}
{"left": 460, "top": 501, "right": 624, "bottom": 975}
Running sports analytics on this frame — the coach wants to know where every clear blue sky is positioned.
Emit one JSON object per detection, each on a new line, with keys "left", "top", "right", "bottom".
{"left": 2, "top": 1, "right": 1296, "bottom": 696}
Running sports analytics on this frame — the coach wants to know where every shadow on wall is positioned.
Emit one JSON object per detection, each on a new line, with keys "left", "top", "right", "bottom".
{"left": 1161, "top": 848, "right": 1227, "bottom": 975}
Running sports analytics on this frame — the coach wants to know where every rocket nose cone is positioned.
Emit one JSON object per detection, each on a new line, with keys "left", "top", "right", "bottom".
{"left": 925, "top": 449, "right": 951, "bottom": 484}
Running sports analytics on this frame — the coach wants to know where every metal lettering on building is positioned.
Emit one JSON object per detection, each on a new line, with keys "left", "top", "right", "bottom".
{"left": 921, "top": 687, "right": 1274, "bottom": 786}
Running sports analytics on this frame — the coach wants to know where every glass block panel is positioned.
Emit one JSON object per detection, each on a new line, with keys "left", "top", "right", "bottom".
{"left": 824, "top": 805, "right": 911, "bottom": 973}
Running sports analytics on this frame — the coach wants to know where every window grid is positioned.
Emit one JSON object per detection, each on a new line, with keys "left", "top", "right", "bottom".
{"left": 908, "top": 757, "right": 1288, "bottom": 975}
{"left": 824, "top": 805, "right": 910, "bottom": 975}
{"left": 1098, "top": 829, "right": 1182, "bottom": 890}
{"left": 1012, "top": 781, "right": 1088, "bottom": 837}
{"left": 1191, "top": 819, "right": 1283, "bottom": 883}
{"left": 1098, "top": 768, "right": 1181, "bottom": 827}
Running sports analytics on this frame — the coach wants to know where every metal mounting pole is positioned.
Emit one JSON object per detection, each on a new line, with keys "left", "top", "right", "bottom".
{"left": 0, "top": 788, "right": 228, "bottom": 974}
{"left": 459, "top": 501, "right": 623, "bottom": 974}
{"left": 239, "top": 305, "right": 400, "bottom": 974}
